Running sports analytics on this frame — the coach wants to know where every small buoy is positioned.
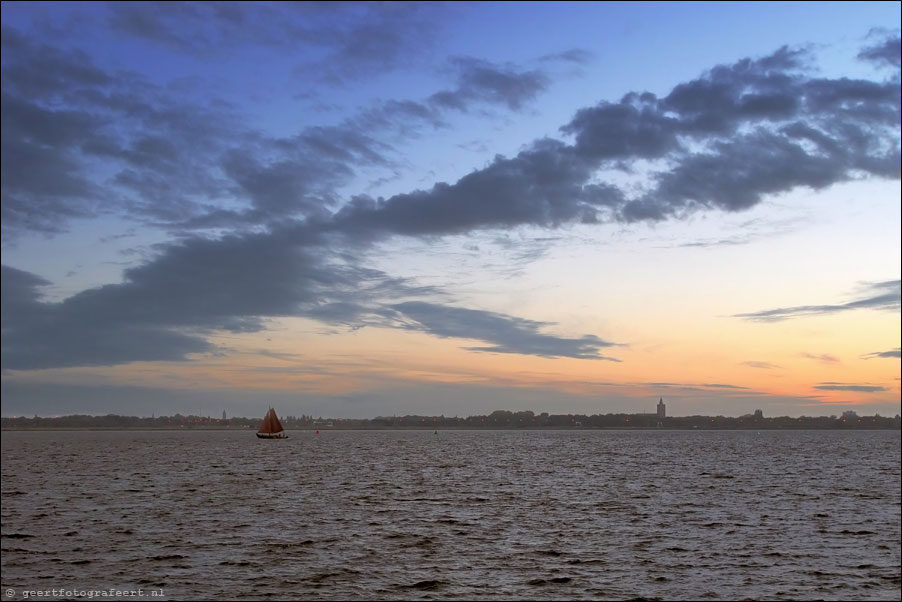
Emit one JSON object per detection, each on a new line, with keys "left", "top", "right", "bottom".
{"left": 315, "top": 429, "right": 320, "bottom": 435}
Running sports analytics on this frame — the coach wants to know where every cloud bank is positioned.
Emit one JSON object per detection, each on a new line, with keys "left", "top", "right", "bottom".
{"left": 2, "top": 32, "right": 900, "bottom": 370}
{"left": 329, "top": 41, "right": 900, "bottom": 237}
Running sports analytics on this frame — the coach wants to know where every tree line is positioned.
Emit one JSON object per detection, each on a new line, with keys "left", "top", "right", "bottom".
{"left": 2, "top": 409, "right": 899, "bottom": 429}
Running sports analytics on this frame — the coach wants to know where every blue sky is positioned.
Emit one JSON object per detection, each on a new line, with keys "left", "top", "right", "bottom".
{"left": 1, "top": 2, "right": 900, "bottom": 418}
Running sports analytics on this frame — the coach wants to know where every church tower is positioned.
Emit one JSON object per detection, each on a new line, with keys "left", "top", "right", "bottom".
{"left": 657, "top": 397, "right": 666, "bottom": 420}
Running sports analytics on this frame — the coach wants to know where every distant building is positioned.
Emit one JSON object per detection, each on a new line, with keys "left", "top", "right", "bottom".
{"left": 657, "top": 397, "right": 666, "bottom": 420}
{"left": 753, "top": 409, "right": 763, "bottom": 420}
{"left": 222, "top": 410, "right": 227, "bottom": 420}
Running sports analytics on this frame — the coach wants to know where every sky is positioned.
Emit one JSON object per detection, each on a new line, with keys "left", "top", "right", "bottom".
{"left": 1, "top": 1, "right": 900, "bottom": 419}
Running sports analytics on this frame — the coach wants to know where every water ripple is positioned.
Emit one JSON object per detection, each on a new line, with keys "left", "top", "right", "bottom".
{"left": 2, "top": 429, "right": 899, "bottom": 600}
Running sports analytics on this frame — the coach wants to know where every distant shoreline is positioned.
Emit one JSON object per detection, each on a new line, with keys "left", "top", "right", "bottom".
{"left": 3, "top": 410, "right": 899, "bottom": 431}
{"left": 3, "top": 425, "right": 899, "bottom": 432}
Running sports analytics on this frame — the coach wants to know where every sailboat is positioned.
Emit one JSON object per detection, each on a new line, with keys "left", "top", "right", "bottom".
{"left": 256, "top": 407, "right": 288, "bottom": 439}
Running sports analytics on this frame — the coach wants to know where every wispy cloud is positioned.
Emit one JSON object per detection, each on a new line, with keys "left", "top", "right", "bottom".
{"left": 815, "top": 382, "right": 887, "bottom": 393}
{"left": 703, "top": 383, "right": 751, "bottom": 390}
{"left": 800, "top": 352, "right": 841, "bottom": 364}
{"left": 741, "top": 361, "right": 783, "bottom": 370}
{"left": 430, "top": 55, "right": 550, "bottom": 112}
{"left": 108, "top": 2, "right": 441, "bottom": 84}
{"left": 734, "top": 281, "right": 901, "bottom": 322}
{"left": 644, "top": 382, "right": 750, "bottom": 392}
{"left": 672, "top": 216, "right": 807, "bottom": 249}
{"left": 390, "top": 301, "right": 622, "bottom": 361}
{"left": 861, "top": 348, "right": 901, "bottom": 359}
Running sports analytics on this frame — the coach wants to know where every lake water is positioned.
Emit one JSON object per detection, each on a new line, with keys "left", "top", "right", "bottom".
{"left": 2, "top": 429, "right": 900, "bottom": 601}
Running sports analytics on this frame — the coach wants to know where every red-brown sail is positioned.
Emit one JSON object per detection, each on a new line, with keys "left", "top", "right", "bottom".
{"left": 256, "top": 408, "right": 287, "bottom": 438}
{"left": 257, "top": 408, "right": 273, "bottom": 434}
{"left": 269, "top": 409, "right": 284, "bottom": 433}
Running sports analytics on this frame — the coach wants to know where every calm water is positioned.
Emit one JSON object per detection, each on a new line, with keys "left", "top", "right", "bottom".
{"left": 1, "top": 429, "right": 900, "bottom": 601}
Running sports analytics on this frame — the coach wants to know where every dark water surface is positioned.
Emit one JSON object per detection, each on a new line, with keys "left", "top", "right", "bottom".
{"left": 2, "top": 429, "right": 900, "bottom": 600}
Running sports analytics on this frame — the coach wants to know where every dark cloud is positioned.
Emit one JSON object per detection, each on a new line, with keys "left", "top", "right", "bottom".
{"left": 391, "top": 301, "right": 621, "bottom": 361}
{"left": 107, "top": 2, "right": 244, "bottom": 54}
{"left": 0, "top": 22, "right": 409, "bottom": 238}
{"left": 10, "top": 18, "right": 896, "bottom": 242}
{"left": 3, "top": 15, "right": 576, "bottom": 241}
{"left": 2, "top": 20, "right": 619, "bottom": 370}
{"left": 1, "top": 266, "right": 50, "bottom": 322}
{"left": 2, "top": 245, "right": 615, "bottom": 369}
{"left": 814, "top": 383, "right": 887, "bottom": 393}
{"left": 862, "top": 348, "right": 902, "bottom": 359}
{"left": 349, "top": 55, "right": 563, "bottom": 138}
{"left": 858, "top": 35, "right": 901, "bottom": 69}
{"left": 0, "top": 227, "right": 427, "bottom": 369}
{"left": 563, "top": 95, "right": 681, "bottom": 162}
{"left": 324, "top": 42, "right": 900, "bottom": 236}
{"left": 107, "top": 1, "right": 439, "bottom": 83}
{"left": 0, "top": 26, "right": 111, "bottom": 97}
{"left": 735, "top": 281, "right": 900, "bottom": 322}
{"left": 658, "top": 46, "right": 806, "bottom": 134}
{"left": 328, "top": 139, "right": 620, "bottom": 239}
{"left": 321, "top": 5, "right": 440, "bottom": 84}
{"left": 0, "top": 29, "right": 111, "bottom": 235}
{"left": 1, "top": 25, "right": 242, "bottom": 236}
{"left": 430, "top": 56, "right": 550, "bottom": 112}
{"left": 1, "top": 265, "right": 212, "bottom": 370}
{"left": 629, "top": 126, "right": 886, "bottom": 221}
{"left": 251, "top": 56, "right": 565, "bottom": 215}
{"left": 220, "top": 148, "right": 343, "bottom": 218}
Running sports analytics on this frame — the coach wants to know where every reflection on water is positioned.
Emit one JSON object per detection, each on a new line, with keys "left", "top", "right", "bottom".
{"left": 2, "top": 429, "right": 900, "bottom": 600}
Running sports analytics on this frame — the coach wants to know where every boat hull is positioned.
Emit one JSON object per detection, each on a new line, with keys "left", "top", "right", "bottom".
{"left": 256, "top": 432, "right": 288, "bottom": 439}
